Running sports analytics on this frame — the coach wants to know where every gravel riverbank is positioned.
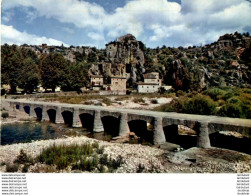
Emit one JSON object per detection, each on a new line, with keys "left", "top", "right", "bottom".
{"left": 1, "top": 135, "right": 250, "bottom": 173}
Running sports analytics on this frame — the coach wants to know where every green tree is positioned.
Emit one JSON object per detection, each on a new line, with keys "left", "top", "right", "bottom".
{"left": 1, "top": 45, "right": 22, "bottom": 93}
{"left": 87, "top": 52, "right": 97, "bottom": 63}
{"left": 18, "top": 57, "right": 40, "bottom": 93}
{"left": 40, "top": 53, "right": 69, "bottom": 92}
{"left": 60, "top": 61, "right": 91, "bottom": 91}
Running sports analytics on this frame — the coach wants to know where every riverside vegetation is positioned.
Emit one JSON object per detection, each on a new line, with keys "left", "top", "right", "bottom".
{"left": 3, "top": 142, "right": 124, "bottom": 173}
{"left": 155, "top": 86, "right": 251, "bottom": 119}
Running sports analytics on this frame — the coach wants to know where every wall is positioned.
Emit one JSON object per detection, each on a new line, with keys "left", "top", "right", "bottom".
{"left": 111, "top": 78, "right": 126, "bottom": 91}
{"left": 138, "top": 84, "right": 159, "bottom": 93}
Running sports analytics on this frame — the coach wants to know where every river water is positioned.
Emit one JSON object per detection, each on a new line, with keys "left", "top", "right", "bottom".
{"left": 1, "top": 121, "right": 250, "bottom": 154}
{"left": 0, "top": 121, "right": 113, "bottom": 146}
{"left": 1, "top": 122, "right": 66, "bottom": 145}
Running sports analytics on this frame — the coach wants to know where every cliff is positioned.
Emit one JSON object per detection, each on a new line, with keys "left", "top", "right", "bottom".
{"left": 89, "top": 34, "right": 145, "bottom": 85}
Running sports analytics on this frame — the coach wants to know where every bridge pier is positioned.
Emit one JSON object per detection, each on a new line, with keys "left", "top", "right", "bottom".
{"left": 197, "top": 122, "right": 211, "bottom": 148}
{"left": 55, "top": 106, "right": 64, "bottom": 124}
{"left": 9, "top": 102, "right": 15, "bottom": 111}
{"left": 19, "top": 103, "right": 25, "bottom": 113}
{"left": 41, "top": 105, "right": 49, "bottom": 121}
{"left": 153, "top": 117, "right": 166, "bottom": 145}
{"left": 93, "top": 110, "right": 104, "bottom": 132}
{"left": 29, "top": 105, "right": 36, "bottom": 118}
{"left": 119, "top": 113, "right": 130, "bottom": 136}
{"left": 73, "top": 108, "right": 81, "bottom": 127}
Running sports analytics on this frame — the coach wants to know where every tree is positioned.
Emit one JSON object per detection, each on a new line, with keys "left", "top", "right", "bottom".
{"left": 1, "top": 45, "right": 22, "bottom": 93}
{"left": 60, "top": 61, "right": 91, "bottom": 91}
{"left": 40, "top": 53, "right": 69, "bottom": 92}
{"left": 18, "top": 57, "right": 40, "bottom": 93}
{"left": 87, "top": 52, "right": 97, "bottom": 63}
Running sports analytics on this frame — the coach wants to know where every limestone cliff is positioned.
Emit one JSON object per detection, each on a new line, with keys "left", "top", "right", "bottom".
{"left": 89, "top": 34, "right": 145, "bottom": 85}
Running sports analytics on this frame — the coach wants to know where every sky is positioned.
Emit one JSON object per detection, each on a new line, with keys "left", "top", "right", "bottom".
{"left": 1, "top": 0, "right": 251, "bottom": 48}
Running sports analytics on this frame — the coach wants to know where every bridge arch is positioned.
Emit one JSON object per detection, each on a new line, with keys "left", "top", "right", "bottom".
{"left": 16, "top": 104, "right": 20, "bottom": 110}
{"left": 47, "top": 109, "right": 56, "bottom": 123}
{"left": 23, "top": 105, "right": 30, "bottom": 115}
{"left": 34, "top": 107, "right": 43, "bottom": 121}
{"left": 79, "top": 113, "right": 94, "bottom": 131}
{"left": 128, "top": 119, "right": 153, "bottom": 144}
{"left": 62, "top": 111, "right": 73, "bottom": 126}
{"left": 101, "top": 116, "right": 120, "bottom": 136}
{"left": 163, "top": 124, "right": 197, "bottom": 149}
{"left": 209, "top": 131, "right": 251, "bottom": 154}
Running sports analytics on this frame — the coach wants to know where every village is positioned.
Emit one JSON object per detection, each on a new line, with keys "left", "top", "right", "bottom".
{"left": 2, "top": 34, "right": 172, "bottom": 95}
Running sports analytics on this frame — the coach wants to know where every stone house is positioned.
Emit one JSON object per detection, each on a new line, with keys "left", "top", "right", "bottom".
{"left": 137, "top": 72, "right": 161, "bottom": 93}
{"left": 89, "top": 75, "right": 127, "bottom": 95}
{"left": 109, "top": 76, "right": 127, "bottom": 93}
{"left": 90, "top": 75, "right": 104, "bottom": 91}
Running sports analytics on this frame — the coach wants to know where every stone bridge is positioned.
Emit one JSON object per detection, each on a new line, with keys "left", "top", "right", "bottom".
{"left": 2, "top": 99, "right": 251, "bottom": 148}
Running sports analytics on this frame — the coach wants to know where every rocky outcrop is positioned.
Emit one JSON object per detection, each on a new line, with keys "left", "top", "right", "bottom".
{"left": 170, "top": 59, "right": 191, "bottom": 90}
{"left": 89, "top": 34, "right": 145, "bottom": 85}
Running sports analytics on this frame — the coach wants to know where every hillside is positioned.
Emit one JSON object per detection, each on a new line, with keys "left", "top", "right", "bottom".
{"left": 1, "top": 32, "right": 250, "bottom": 93}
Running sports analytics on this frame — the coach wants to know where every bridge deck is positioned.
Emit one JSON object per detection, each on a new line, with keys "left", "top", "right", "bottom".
{"left": 3, "top": 99, "right": 251, "bottom": 128}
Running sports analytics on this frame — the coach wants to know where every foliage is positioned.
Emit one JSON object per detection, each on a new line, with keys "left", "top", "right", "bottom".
{"left": 151, "top": 99, "right": 158, "bottom": 104}
{"left": 133, "top": 98, "right": 145, "bottom": 103}
{"left": 18, "top": 57, "right": 40, "bottom": 93}
{"left": 87, "top": 52, "right": 97, "bottom": 63}
{"left": 14, "top": 149, "right": 33, "bottom": 164}
{"left": 1, "top": 45, "right": 22, "bottom": 93}
{"left": 184, "top": 94, "right": 217, "bottom": 115}
{"left": 40, "top": 52, "right": 69, "bottom": 92}
{"left": 35, "top": 142, "right": 124, "bottom": 172}
{"left": 60, "top": 62, "right": 90, "bottom": 91}
{"left": 1, "top": 112, "right": 9, "bottom": 119}
{"left": 6, "top": 163, "right": 19, "bottom": 172}
{"left": 155, "top": 87, "right": 251, "bottom": 119}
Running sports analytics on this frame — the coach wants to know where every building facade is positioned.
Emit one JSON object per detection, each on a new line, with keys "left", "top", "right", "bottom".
{"left": 137, "top": 72, "right": 161, "bottom": 93}
{"left": 90, "top": 75, "right": 104, "bottom": 91}
{"left": 110, "top": 76, "right": 127, "bottom": 92}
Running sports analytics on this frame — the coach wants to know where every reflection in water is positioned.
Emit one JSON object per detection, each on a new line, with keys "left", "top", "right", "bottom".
{"left": 1, "top": 122, "right": 61, "bottom": 145}
{"left": 1, "top": 122, "right": 250, "bottom": 155}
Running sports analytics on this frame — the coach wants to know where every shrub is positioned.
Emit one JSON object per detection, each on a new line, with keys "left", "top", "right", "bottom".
{"left": 155, "top": 94, "right": 217, "bottom": 116}
{"left": 22, "top": 164, "right": 30, "bottom": 173}
{"left": 133, "top": 98, "right": 145, "bottom": 103}
{"left": 136, "top": 163, "right": 146, "bottom": 173}
{"left": 102, "top": 98, "right": 112, "bottom": 106}
{"left": 204, "top": 88, "right": 226, "bottom": 101}
{"left": 218, "top": 103, "right": 243, "bottom": 118}
{"left": 34, "top": 143, "right": 123, "bottom": 172}
{"left": 6, "top": 163, "right": 19, "bottom": 172}
{"left": 184, "top": 95, "right": 217, "bottom": 115}
{"left": 14, "top": 150, "right": 33, "bottom": 164}
{"left": 1, "top": 112, "right": 9, "bottom": 119}
{"left": 151, "top": 99, "right": 158, "bottom": 104}
{"left": 176, "top": 90, "right": 186, "bottom": 97}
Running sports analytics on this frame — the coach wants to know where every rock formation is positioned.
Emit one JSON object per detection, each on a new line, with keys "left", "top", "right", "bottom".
{"left": 89, "top": 34, "right": 145, "bottom": 85}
